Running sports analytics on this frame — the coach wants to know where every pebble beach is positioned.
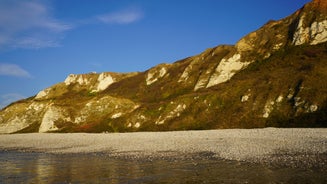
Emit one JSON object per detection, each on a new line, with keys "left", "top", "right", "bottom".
{"left": 0, "top": 128, "right": 326, "bottom": 168}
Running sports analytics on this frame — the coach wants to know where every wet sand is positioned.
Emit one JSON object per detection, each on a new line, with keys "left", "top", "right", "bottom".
{"left": 0, "top": 128, "right": 326, "bottom": 168}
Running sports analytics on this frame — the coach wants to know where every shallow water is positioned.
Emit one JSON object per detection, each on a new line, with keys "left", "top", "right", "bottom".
{"left": 0, "top": 151, "right": 326, "bottom": 184}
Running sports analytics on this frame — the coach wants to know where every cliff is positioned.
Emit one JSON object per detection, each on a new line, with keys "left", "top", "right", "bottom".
{"left": 0, "top": 0, "right": 326, "bottom": 133}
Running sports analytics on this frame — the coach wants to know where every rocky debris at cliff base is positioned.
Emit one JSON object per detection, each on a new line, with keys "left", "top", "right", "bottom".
{"left": 0, "top": 128, "right": 326, "bottom": 169}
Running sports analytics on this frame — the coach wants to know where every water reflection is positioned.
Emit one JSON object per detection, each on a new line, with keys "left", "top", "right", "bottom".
{"left": 0, "top": 151, "right": 325, "bottom": 183}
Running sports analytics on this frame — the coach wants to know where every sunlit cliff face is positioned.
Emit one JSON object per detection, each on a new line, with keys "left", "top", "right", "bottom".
{"left": 0, "top": 0, "right": 327, "bottom": 133}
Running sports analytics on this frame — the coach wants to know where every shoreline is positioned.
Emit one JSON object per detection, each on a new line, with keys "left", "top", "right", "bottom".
{"left": 0, "top": 128, "right": 326, "bottom": 168}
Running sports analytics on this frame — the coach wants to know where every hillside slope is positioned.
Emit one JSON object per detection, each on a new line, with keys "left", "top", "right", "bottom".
{"left": 0, "top": 0, "right": 326, "bottom": 133}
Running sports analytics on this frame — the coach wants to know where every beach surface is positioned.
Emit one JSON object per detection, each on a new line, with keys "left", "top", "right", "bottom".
{"left": 0, "top": 128, "right": 326, "bottom": 167}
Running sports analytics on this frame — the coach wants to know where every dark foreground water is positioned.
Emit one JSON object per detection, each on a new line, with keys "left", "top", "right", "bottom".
{"left": 0, "top": 151, "right": 326, "bottom": 184}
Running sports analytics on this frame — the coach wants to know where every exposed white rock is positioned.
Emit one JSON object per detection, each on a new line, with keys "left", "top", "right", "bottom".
{"left": 27, "top": 103, "right": 45, "bottom": 111}
{"left": 39, "top": 106, "right": 61, "bottom": 133}
{"left": 293, "top": 15, "right": 327, "bottom": 45}
{"left": 146, "top": 67, "right": 167, "bottom": 85}
{"left": 74, "top": 96, "right": 137, "bottom": 125}
{"left": 0, "top": 116, "right": 29, "bottom": 134}
{"left": 276, "top": 95, "right": 284, "bottom": 103}
{"left": 236, "top": 32, "right": 257, "bottom": 52}
{"left": 159, "top": 67, "right": 167, "bottom": 77}
{"left": 241, "top": 89, "right": 252, "bottom": 102}
{"left": 75, "top": 116, "right": 86, "bottom": 124}
{"left": 293, "top": 16, "right": 307, "bottom": 45}
{"left": 311, "top": 20, "right": 327, "bottom": 45}
{"left": 146, "top": 73, "right": 156, "bottom": 85}
{"left": 287, "top": 88, "right": 295, "bottom": 100}
{"left": 241, "top": 95, "right": 250, "bottom": 102}
{"left": 35, "top": 88, "right": 51, "bottom": 99}
{"left": 139, "top": 115, "right": 146, "bottom": 120}
{"left": 155, "top": 104, "right": 187, "bottom": 125}
{"left": 207, "top": 54, "right": 252, "bottom": 88}
{"left": 35, "top": 90, "right": 47, "bottom": 99}
{"left": 309, "top": 105, "right": 318, "bottom": 112}
{"left": 194, "top": 77, "right": 208, "bottom": 91}
{"left": 127, "top": 121, "right": 142, "bottom": 128}
{"left": 178, "top": 58, "right": 199, "bottom": 83}
{"left": 273, "top": 43, "right": 284, "bottom": 50}
{"left": 64, "top": 74, "right": 77, "bottom": 85}
{"left": 178, "top": 65, "right": 191, "bottom": 82}
{"left": 133, "top": 105, "right": 141, "bottom": 110}
{"left": 77, "top": 76, "right": 88, "bottom": 85}
{"left": 194, "top": 69, "right": 214, "bottom": 91}
{"left": 111, "top": 112, "right": 122, "bottom": 119}
{"left": 64, "top": 74, "right": 90, "bottom": 86}
{"left": 294, "top": 97, "right": 305, "bottom": 107}
{"left": 134, "top": 122, "right": 141, "bottom": 128}
{"left": 155, "top": 118, "right": 165, "bottom": 125}
{"left": 264, "top": 53, "right": 271, "bottom": 59}
{"left": 96, "top": 73, "right": 114, "bottom": 91}
{"left": 263, "top": 101, "right": 275, "bottom": 118}
{"left": 85, "top": 102, "right": 92, "bottom": 107}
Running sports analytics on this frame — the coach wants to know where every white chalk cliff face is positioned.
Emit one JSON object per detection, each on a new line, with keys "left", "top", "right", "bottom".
{"left": 0, "top": 0, "right": 326, "bottom": 133}
{"left": 206, "top": 53, "right": 251, "bottom": 88}
{"left": 0, "top": 115, "right": 29, "bottom": 134}
{"left": 96, "top": 73, "right": 114, "bottom": 91}
{"left": 39, "top": 106, "right": 61, "bottom": 133}
{"left": 146, "top": 64, "right": 169, "bottom": 85}
{"left": 35, "top": 88, "right": 50, "bottom": 99}
{"left": 292, "top": 0, "right": 327, "bottom": 45}
{"left": 0, "top": 102, "right": 47, "bottom": 133}
{"left": 293, "top": 17, "right": 327, "bottom": 45}
{"left": 64, "top": 72, "right": 114, "bottom": 91}
{"left": 34, "top": 72, "right": 138, "bottom": 100}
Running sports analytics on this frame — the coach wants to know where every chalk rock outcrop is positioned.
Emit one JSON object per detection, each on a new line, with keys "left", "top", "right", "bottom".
{"left": 0, "top": 0, "right": 326, "bottom": 133}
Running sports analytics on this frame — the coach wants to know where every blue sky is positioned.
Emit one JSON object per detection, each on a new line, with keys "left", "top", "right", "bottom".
{"left": 0, "top": 0, "right": 311, "bottom": 108}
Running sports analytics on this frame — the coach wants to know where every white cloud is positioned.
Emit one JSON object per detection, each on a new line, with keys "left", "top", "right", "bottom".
{"left": 0, "top": 0, "right": 72, "bottom": 49}
{"left": 97, "top": 7, "right": 143, "bottom": 24}
{"left": 0, "top": 93, "right": 26, "bottom": 109}
{"left": 0, "top": 1, "right": 143, "bottom": 50}
{"left": 14, "top": 36, "right": 61, "bottom": 49}
{"left": 0, "top": 63, "right": 31, "bottom": 78}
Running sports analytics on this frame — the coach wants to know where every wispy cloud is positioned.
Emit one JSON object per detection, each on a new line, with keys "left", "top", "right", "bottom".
{"left": 0, "top": 0, "right": 72, "bottom": 50}
{"left": 0, "top": 93, "right": 26, "bottom": 109}
{"left": 0, "top": 1, "right": 143, "bottom": 50}
{"left": 97, "top": 7, "right": 143, "bottom": 24}
{"left": 0, "top": 63, "right": 31, "bottom": 78}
